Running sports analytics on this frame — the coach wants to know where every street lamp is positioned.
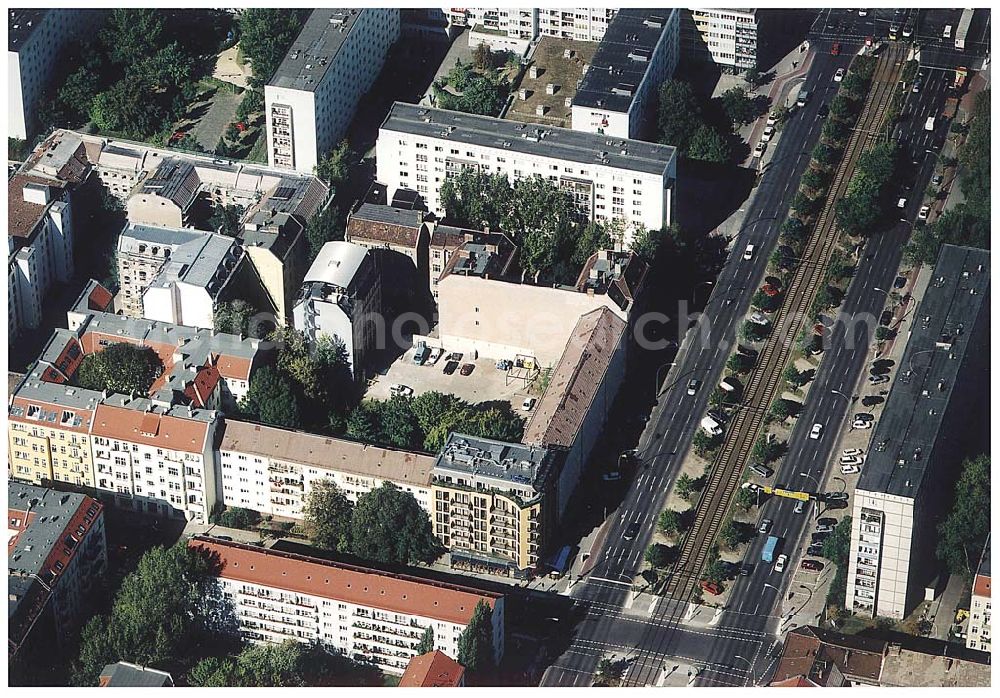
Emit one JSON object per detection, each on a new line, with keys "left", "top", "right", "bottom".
{"left": 830, "top": 388, "right": 853, "bottom": 403}
{"left": 734, "top": 655, "right": 753, "bottom": 671}
{"left": 694, "top": 280, "right": 715, "bottom": 306}
{"left": 908, "top": 347, "right": 942, "bottom": 374}
{"left": 763, "top": 582, "right": 779, "bottom": 593}
{"left": 654, "top": 361, "right": 678, "bottom": 397}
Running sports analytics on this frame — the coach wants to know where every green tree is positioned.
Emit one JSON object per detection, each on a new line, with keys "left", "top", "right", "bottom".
{"left": 769, "top": 398, "right": 794, "bottom": 422}
{"left": 676, "top": 474, "right": 697, "bottom": 500}
{"left": 188, "top": 641, "right": 381, "bottom": 687}
{"left": 727, "top": 352, "right": 754, "bottom": 374}
{"left": 472, "top": 42, "right": 494, "bottom": 71}
{"left": 703, "top": 558, "right": 728, "bottom": 585}
{"left": 346, "top": 401, "right": 382, "bottom": 442}
{"left": 821, "top": 516, "right": 852, "bottom": 566}
{"left": 102, "top": 8, "right": 164, "bottom": 66}
{"left": 58, "top": 66, "right": 101, "bottom": 123}
{"left": 73, "top": 543, "right": 212, "bottom": 685}
{"left": 218, "top": 507, "right": 260, "bottom": 530}
{"left": 744, "top": 67, "right": 763, "bottom": 90}
{"left": 736, "top": 485, "right": 758, "bottom": 511}
{"left": 829, "top": 94, "right": 853, "bottom": 121}
{"left": 936, "top": 454, "right": 990, "bottom": 576}
{"left": 208, "top": 203, "right": 245, "bottom": 236}
{"left": 957, "top": 90, "right": 990, "bottom": 219}
{"left": 812, "top": 142, "right": 839, "bottom": 168}
{"left": 688, "top": 124, "right": 731, "bottom": 163}
{"left": 645, "top": 543, "right": 674, "bottom": 568}
{"left": 76, "top": 343, "right": 163, "bottom": 395}
{"left": 411, "top": 391, "right": 465, "bottom": 435}
{"left": 792, "top": 191, "right": 823, "bottom": 216}
{"left": 236, "top": 89, "right": 264, "bottom": 123}
{"left": 840, "top": 71, "right": 867, "bottom": 99}
{"left": 720, "top": 86, "right": 757, "bottom": 125}
{"left": 240, "top": 366, "right": 301, "bottom": 428}
{"left": 91, "top": 75, "right": 166, "bottom": 139}
{"left": 214, "top": 299, "right": 254, "bottom": 336}
{"left": 350, "top": 482, "right": 442, "bottom": 565}
{"left": 239, "top": 9, "right": 308, "bottom": 83}
{"left": 801, "top": 167, "right": 829, "bottom": 193}
{"left": 416, "top": 626, "right": 435, "bottom": 655}
{"left": 692, "top": 430, "right": 721, "bottom": 459}
{"left": 657, "top": 79, "right": 703, "bottom": 153}
{"left": 783, "top": 365, "right": 807, "bottom": 388}
{"left": 458, "top": 600, "right": 495, "bottom": 674}
{"left": 315, "top": 140, "right": 354, "bottom": 188}
{"left": 720, "top": 520, "right": 745, "bottom": 548}
{"left": 303, "top": 480, "right": 353, "bottom": 553}
{"left": 658, "top": 508, "right": 683, "bottom": 536}
{"left": 380, "top": 394, "right": 422, "bottom": 449}
{"left": 305, "top": 204, "right": 346, "bottom": 263}
{"left": 631, "top": 224, "right": 671, "bottom": 265}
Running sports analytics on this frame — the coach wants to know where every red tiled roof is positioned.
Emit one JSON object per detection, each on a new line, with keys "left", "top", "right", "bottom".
{"left": 183, "top": 366, "right": 221, "bottom": 408}
{"left": 399, "top": 650, "right": 465, "bottom": 687}
{"left": 188, "top": 537, "right": 500, "bottom": 626}
{"left": 212, "top": 352, "right": 253, "bottom": 381}
{"left": 86, "top": 284, "right": 114, "bottom": 312}
{"left": 973, "top": 573, "right": 990, "bottom": 598}
{"left": 92, "top": 403, "right": 210, "bottom": 453}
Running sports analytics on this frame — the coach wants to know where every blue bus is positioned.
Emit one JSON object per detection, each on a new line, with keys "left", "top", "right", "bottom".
{"left": 761, "top": 535, "right": 781, "bottom": 563}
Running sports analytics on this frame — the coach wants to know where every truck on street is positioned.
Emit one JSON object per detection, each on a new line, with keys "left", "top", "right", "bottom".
{"left": 761, "top": 535, "right": 781, "bottom": 563}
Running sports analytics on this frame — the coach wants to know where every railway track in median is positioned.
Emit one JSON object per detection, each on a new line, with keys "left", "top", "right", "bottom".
{"left": 661, "top": 43, "right": 908, "bottom": 602}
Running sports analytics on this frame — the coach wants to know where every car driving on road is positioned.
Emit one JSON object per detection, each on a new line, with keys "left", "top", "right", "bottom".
{"left": 809, "top": 423, "right": 824, "bottom": 440}
{"left": 834, "top": 67, "right": 845, "bottom": 82}
{"left": 773, "top": 554, "right": 788, "bottom": 573}
{"left": 687, "top": 378, "right": 701, "bottom": 396}
{"left": 623, "top": 522, "right": 641, "bottom": 541}
{"left": 758, "top": 518, "right": 773, "bottom": 535}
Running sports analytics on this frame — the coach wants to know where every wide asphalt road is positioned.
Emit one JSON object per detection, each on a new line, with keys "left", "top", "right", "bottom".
{"left": 540, "top": 47, "right": 851, "bottom": 687}
{"left": 693, "top": 56, "right": 955, "bottom": 688}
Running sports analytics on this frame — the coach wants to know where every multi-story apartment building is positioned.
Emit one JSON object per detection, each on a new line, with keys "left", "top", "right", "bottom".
{"left": 431, "top": 434, "right": 559, "bottom": 575}
{"left": 847, "top": 245, "right": 990, "bottom": 619}
{"left": 265, "top": 9, "right": 400, "bottom": 173}
{"left": 684, "top": 8, "right": 761, "bottom": 73}
{"left": 8, "top": 132, "right": 92, "bottom": 340}
{"left": 571, "top": 8, "right": 680, "bottom": 140}
{"left": 399, "top": 650, "right": 466, "bottom": 687}
{"left": 9, "top": 297, "right": 264, "bottom": 523}
{"left": 116, "top": 223, "right": 204, "bottom": 318}
{"left": 241, "top": 211, "right": 309, "bottom": 324}
{"left": 376, "top": 102, "right": 677, "bottom": 244}
{"left": 8, "top": 9, "right": 104, "bottom": 139}
{"left": 8, "top": 483, "right": 107, "bottom": 659}
{"left": 217, "top": 420, "right": 434, "bottom": 519}
{"left": 189, "top": 537, "right": 505, "bottom": 674}
{"left": 346, "top": 203, "right": 430, "bottom": 282}
{"left": 447, "top": 8, "right": 615, "bottom": 51}
{"left": 968, "top": 536, "right": 991, "bottom": 653}
{"left": 435, "top": 246, "right": 645, "bottom": 366}
{"left": 523, "top": 306, "right": 629, "bottom": 516}
{"left": 90, "top": 397, "right": 218, "bottom": 523}
{"left": 292, "top": 241, "right": 382, "bottom": 380}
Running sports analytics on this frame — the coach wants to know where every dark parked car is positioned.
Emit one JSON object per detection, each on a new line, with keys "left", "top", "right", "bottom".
{"left": 807, "top": 544, "right": 825, "bottom": 557}
{"left": 893, "top": 275, "right": 907, "bottom": 289}
{"left": 811, "top": 532, "right": 830, "bottom": 544}
{"left": 879, "top": 310, "right": 893, "bottom": 326}
{"left": 446, "top": 352, "right": 463, "bottom": 362}
{"left": 801, "top": 559, "right": 825, "bottom": 572}
{"left": 460, "top": 363, "right": 475, "bottom": 376}
{"left": 443, "top": 361, "right": 459, "bottom": 375}
{"left": 818, "top": 103, "right": 829, "bottom": 118}
{"left": 817, "top": 518, "right": 838, "bottom": 527}
{"left": 854, "top": 412, "right": 875, "bottom": 422}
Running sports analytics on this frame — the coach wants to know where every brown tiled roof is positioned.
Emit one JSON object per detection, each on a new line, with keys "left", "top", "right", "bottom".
{"left": 771, "top": 627, "right": 885, "bottom": 686}
{"left": 91, "top": 403, "right": 210, "bottom": 453}
{"left": 86, "top": 284, "right": 114, "bottom": 312}
{"left": 429, "top": 226, "right": 469, "bottom": 250}
{"left": 523, "top": 307, "right": 626, "bottom": 448}
{"left": 183, "top": 366, "right": 221, "bottom": 408}
{"left": 8, "top": 174, "right": 62, "bottom": 239}
{"left": 211, "top": 352, "right": 253, "bottom": 381}
{"left": 347, "top": 206, "right": 424, "bottom": 249}
{"left": 218, "top": 420, "right": 434, "bottom": 488}
{"left": 188, "top": 537, "right": 500, "bottom": 626}
{"left": 399, "top": 650, "right": 465, "bottom": 687}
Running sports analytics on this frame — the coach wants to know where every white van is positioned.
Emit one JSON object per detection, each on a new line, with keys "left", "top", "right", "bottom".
{"left": 925, "top": 116, "right": 936, "bottom": 132}
{"left": 701, "top": 415, "right": 723, "bottom": 436}
{"left": 943, "top": 25, "right": 953, "bottom": 39}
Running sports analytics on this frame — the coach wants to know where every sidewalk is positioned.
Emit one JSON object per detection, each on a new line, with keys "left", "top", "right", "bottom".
{"left": 742, "top": 44, "right": 816, "bottom": 165}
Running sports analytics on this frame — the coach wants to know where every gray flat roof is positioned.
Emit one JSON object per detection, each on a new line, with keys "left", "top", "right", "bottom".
{"left": 382, "top": 102, "right": 676, "bottom": 175}
{"left": 574, "top": 8, "right": 676, "bottom": 114}
{"left": 434, "top": 433, "right": 552, "bottom": 490}
{"left": 857, "top": 245, "right": 990, "bottom": 499}
{"left": 269, "top": 9, "right": 365, "bottom": 91}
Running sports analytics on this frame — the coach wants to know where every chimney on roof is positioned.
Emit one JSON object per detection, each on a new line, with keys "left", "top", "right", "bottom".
{"left": 23, "top": 182, "right": 51, "bottom": 205}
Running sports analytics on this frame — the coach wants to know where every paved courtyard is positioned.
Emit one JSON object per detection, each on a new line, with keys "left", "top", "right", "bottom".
{"left": 366, "top": 345, "right": 536, "bottom": 408}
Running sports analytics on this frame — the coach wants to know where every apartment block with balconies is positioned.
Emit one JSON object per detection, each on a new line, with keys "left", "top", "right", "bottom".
{"left": 190, "top": 537, "right": 504, "bottom": 674}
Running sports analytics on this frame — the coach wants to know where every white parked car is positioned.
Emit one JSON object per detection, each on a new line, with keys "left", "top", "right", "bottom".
{"left": 840, "top": 456, "right": 864, "bottom": 467}
{"left": 852, "top": 419, "right": 874, "bottom": 429}
{"left": 840, "top": 465, "right": 861, "bottom": 475}
{"left": 389, "top": 384, "right": 414, "bottom": 398}
{"left": 753, "top": 141, "right": 766, "bottom": 158}
{"left": 522, "top": 397, "right": 537, "bottom": 411}
{"left": 762, "top": 125, "right": 776, "bottom": 142}
{"left": 809, "top": 423, "right": 824, "bottom": 440}
{"left": 918, "top": 205, "right": 931, "bottom": 220}
{"left": 897, "top": 197, "right": 907, "bottom": 209}
{"left": 843, "top": 448, "right": 865, "bottom": 457}
{"left": 749, "top": 311, "right": 770, "bottom": 325}
{"left": 774, "top": 554, "right": 788, "bottom": 573}
{"left": 834, "top": 68, "right": 846, "bottom": 82}
{"left": 766, "top": 113, "right": 778, "bottom": 127}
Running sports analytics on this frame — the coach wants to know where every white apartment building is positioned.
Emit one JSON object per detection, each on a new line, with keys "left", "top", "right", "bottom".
{"left": 8, "top": 483, "right": 107, "bottom": 658}
{"left": 292, "top": 241, "right": 382, "bottom": 380}
{"left": 190, "top": 537, "right": 505, "bottom": 674}
{"left": 265, "top": 8, "right": 400, "bottom": 173}
{"left": 8, "top": 177, "right": 73, "bottom": 338}
{"left": 846, "top": 246, "right": 989, "bottom": 619}
{"left": 8, "top": 132, "right": 91, "bottom": 340}
{"left": 376, "top": 102, "right": 677, "bottom": 246}
{"left": 90, "top": 398, "right": 219, "bottom": 524}
{"left": 218, "top": 420, "right": 434, "bottom": 519}
{"left": 448, "top": 8, "right": 615, "bottom": 52}
{"left": 968, "top": 536, "right": 991, "bottom": 653}
{"left": 686, "top": 8, "right": 760, "bottom": 73}
{"left": 8, "top": 9, "right": 103, "bottom": 139}
{"left": 570, "top": 8, "right": 680, "bottom": 140}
